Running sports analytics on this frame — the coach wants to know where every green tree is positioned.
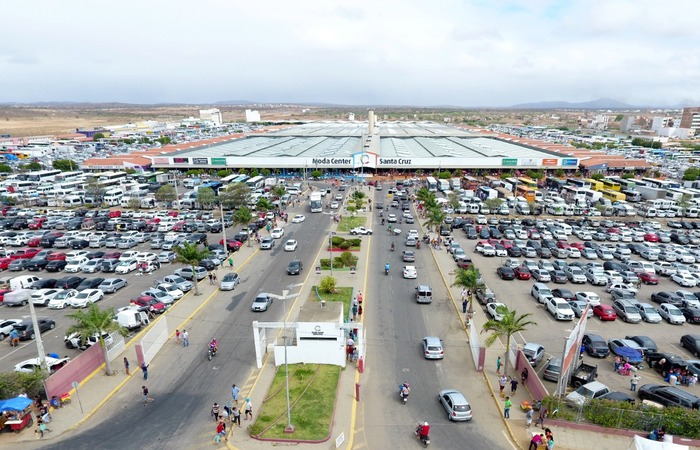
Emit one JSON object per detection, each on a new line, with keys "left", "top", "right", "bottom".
{"left": 216, "top": 169, "right": 231, "bottom": 178}
{"left": 52, "top": 159, "right": 77, "bottom": 171}
{"left": 233, "top": 206, "right": 254, "bottom": 247}
{"left": 451, "top": 266, "right": 483, "bottom": 315}
{"left": 683, "top": 167, "right": 700, "bottom": 181}
{"left": 591, "top": 173, "right": 604, "bottom": 180}
{"left": 525, "top": 169, "right": 543, "bottom": 180}
{"left": 416, "top": 188, "right": 438, "bottom": 210}
{"left": 173, "top": 242, "right": 210, "bottom": 296}
{"left": 272, "top": 184, "right": 287, "bottom": 197}
{"left": 256, "top": 197, "right": 274, "bottom": 211}
{"left": 484, "top": 197, "right": 504, "bottom": 213}
{"left": 423, "top": 207, "right": 446, "bottom": 231}
{"left": 22, "top": 161, "right": 43, "bottom": 171}
{"left": 261, "top": 168, "right": 271, "bottom": 177}
{"left": 0, "top": 164, "right": 12, "bottom": 173}
{"left": 554, "top": 168, "right": 565, "bottom": 177}
{"left": 155, "top": 184, "right": 177, "bottom": 205}
{"left": 127, "top": 198, "right": 141, "bottom": 210}
{"left": 621, "top": 173, "right": 635, "bottom": 179}
{"left": 482, "top": 308, "right": 537, "bottom": 377}
{"left": 310, "top": 170, "right": 323, "bottom": 179}
{"left": 219, "top": 182, "right": 251, "bottom": 210}
{"left": 447, "top": 191, "right": 461, "bottom": 210}
{"left": 678, "top": 194, "right": 692, "bottom": 214}
{"left": 249, "top": 169, "right": 260, "bottom": 177}
{"left": 156, "top": 136, "right": 172, "bottom": 145}
{"left": 66, "top": 304, "right": 127, "bottom": 375}
{"left": 124, "top": 168, "right": 137, "bottom": 175}
{"left": 196, "top": 187, "right": 217, "bottom": 209}
{"left": 614, "top": 114, "right": 624, "bottom": 121}
{"left": 438, "top": 171, "right": 451, "bottom": 179}
{"left": 93, "top": 132, "right": 105, "bottom": 141}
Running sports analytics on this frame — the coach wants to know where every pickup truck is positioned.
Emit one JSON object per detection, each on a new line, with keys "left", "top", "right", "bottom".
{"left": 350, "top": 227, "right": 373, "bottom": 235}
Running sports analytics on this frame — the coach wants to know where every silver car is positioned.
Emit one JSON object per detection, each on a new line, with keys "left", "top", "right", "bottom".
{"left": 422, "top": 336, "right": 444, "bottom": 360}
{"left": 98, "top": 278, "right": 127, "bottom": 294}
{"left": 438, "top": 389, "right": 473, "bottom": 421}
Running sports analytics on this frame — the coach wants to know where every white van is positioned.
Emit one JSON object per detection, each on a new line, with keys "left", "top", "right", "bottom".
{"left": 103, "top": 189, "right": 124, "bottom": 207}
{"left": 64, "top": 195, "right": 83, "bottom": 207}
{"left": 10, "top": 275, "right": 42, "bottom": 290}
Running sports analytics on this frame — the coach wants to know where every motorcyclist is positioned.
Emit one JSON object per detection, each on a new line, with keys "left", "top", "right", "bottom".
{"left": 382, "top": 218, "right": 385, "bottom": 226}
{"left": 400, "top": 382, "right": 410, "bottom": 400}
{"left": 209, "top": 339, "right": 218, "bottom": 355}
{"left": 385, "top": 263, "right": 390, "bottom": 275}
{"left": 418, "top": 421, "right": 430, "bottom": 440}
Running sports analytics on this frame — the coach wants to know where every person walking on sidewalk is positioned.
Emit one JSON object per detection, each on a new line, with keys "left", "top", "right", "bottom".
{"left": 182, "top": 329, "right": 189, "bottom": 347}
{"left": 503, "top": 396, "right": 512, "bottom": 419}
{"left": 357, "top": 304, "right": 363, "bottom": 320}
{"left": 231, "top": 407, "right": 241, "bottom": 427}
{"left": 175, "top": 329, "right": 181, "bottom": 345}
{"left": 537, "top": 407, "right": 548, "bottom": 428}
{"left": 357, "top": 291, "right": 363, "bottom": 304}
{"left": 211, "top": 402, "right": 220, "bottom": 421}
{"left": 124, "top": 357, "right": 130, "bottom": 375}
{"left": 510, "top": 377, "right": 519, "bottom": 395}
{"left": 231, "top": 384, "right": 240, "bottom": 404}
{"left": 631, "top": 374, "right": 640, "bottom": 391}
{"left": 244, "top": 398, "right": 253, "bottom": 420}
{"left": 496, "top": 356, "right": 502, "bottom": 374}
{"left": 141, "top": 362, "right": 149, "bottom": 380}
{"left": 352, "top": 303, "right": 358, "bottom": 321}
{"left": 142, "top": 386, "right": 154, "bottom": 406}
{"left": 208, "top": 273, "right": 214, "bottom": 285}
{"left": 526, "top": 406, "right": 534, "bottom": 427}
{"left": 228, "top": 258, "right": 234, "bottom": 270}
{"left": 498, "top": 375, "right": 507, "bottom": 397}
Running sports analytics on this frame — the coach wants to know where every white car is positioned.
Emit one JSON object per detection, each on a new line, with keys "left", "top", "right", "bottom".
{"left": 403, "top": 266, "right": 418, "bottom": 279}
{"left": 486, "top": 302, "right": 507, "bottom": 321}
{"left": 603, "top": 270, "right": 624, "bottom": 285}
{"left": 81, "top": 259, "right": 103, "bottom": 273}
{"left": 606, "top": 282, "right": 637, "bottom": 294}
{"left": 157, "top": 251, "right": 177, "bottom": 263}
{"left": 291, "top": 215, "right": 306, "bottom": 223}
{"left": 284, "top": 239, "right": 298, "bottom": 252}
{"left": 15, "top": 356, "right": 70, "bottom": 374}
{"left": 136, "top": 252, "right": 157, "bottom": 262}
{"left": 481, "top": 244, "right": 496, "bottom": 257}
{"left": 66, "top": 250, "right": 89, "bottom": 260}
{"left": 330, "top": 202, "right": 339, "bottom": 209}
{"left": 115, "top": 259, "right": 139, "bottom": 274}
{"left": 658, "top": 303, "right": 686, "bottom": 324}
{"left": 30, "top": 289, "right": 61, "bottom": 306}
{"left": 156, "top": 283, "right": 184, "bottom": 300}
{"left": 120, "top": 251, "right": 140, "bottom": 261}
{"left": 547, "top": 298, "right": 575, "bottom": 321}
{"left": 70, "top": 289, "right": 104, "bottom": 308}
{"left": 568, "top": 248, "right": 581, "bottom": 258}
{"left": 531, "top": 268, "right": 551, "bottom": 283}
{"left": 64, "top": 258, "right": 88, "bottom": 273}
{"left": 0, "top": 319, "right": 22, "bottom": 340}
{"left": 672, "top": 272, "right": 697, "bottom": 288}
{"left": 575, "top": 291, "right": 601, "bottom": 306}
{"left": 270, "top": 228, "right": 285, "bottom": 239}
{"left": 47, "top": 289, "right": 79, "bottom": 309}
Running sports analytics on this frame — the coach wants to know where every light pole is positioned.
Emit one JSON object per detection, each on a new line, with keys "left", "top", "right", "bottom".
{"left": 322, "top": 212, "right": 334, "bottom": 274}
{"left": 269, "top": 283, "right": 302, "bottom": 434}
{"left": 219, "top": 202, "right": 228, "bottom": 256}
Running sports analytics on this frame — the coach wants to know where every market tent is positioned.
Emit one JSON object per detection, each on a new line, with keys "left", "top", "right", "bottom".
{"left": 0, "top": 397, "right": 32, "bottom": 412}
{"left": 629, "top": 435, "right": 689, "bottom": 450}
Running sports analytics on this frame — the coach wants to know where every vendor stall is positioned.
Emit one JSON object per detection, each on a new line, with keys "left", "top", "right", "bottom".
{"left": 0, "top": 397, "right": 34, "bottom": 433}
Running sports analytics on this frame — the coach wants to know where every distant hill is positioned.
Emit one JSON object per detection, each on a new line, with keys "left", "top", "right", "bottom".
{"left": 510, "top": 98, "right": 634, "bottom": 109}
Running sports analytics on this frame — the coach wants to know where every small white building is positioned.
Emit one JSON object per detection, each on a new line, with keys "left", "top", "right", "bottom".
{"left": 246, "top": 109, "right": 261, "bottom": 122}
{"left": 199, "top": 108, "right": 223, "bottom": 126}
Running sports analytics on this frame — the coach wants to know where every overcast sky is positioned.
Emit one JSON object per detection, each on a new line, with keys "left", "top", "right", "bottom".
{"left": 2, "top": 0, "right": 698, "bottom": 107}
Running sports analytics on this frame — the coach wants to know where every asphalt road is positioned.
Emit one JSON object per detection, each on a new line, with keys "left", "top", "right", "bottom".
{"left": 39, "top": 197, "right": 334, "bottom": 449}
{"left": 361, "top": 197, "right": 509, "bottom": 450}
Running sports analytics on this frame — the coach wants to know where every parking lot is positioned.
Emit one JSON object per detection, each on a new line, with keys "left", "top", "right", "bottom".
{"left": 0, "top": 207, "right": 259, "bottom": 372}
{"left": 445, "top": 216, "right": 700, "bottom": 399}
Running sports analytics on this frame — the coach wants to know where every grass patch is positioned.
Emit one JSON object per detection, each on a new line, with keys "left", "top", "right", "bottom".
{"left": 337, "top": 216, "right": 366, "bottom": 232}
{"left": 309, "top": 286, "right": 354, "bottom": 315}
{"left": 252, "top": 364, "right": 341, "bottom": 440}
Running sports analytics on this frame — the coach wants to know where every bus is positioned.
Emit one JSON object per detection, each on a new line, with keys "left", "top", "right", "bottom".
{"left": 621, "top": 189, "right": 641, "bottom": 202}
{"left": 545, "top": 177, "right": 566, "bottom": 191}
{"left": 601, "top": 179, "right": 621, "bottom": 192}
{"left": 583, "top": 178, "right": 604, "bottom": 191}
{"left": 605, "top": 176, "right": 635, "bottom": 191}
{"left": 516, "top": 185, "right": 536, "bottom": 202}
{"left": 601, "top": 189, "right": 626, "bottom": 202}
{"left": 567, "top": 178, "right": 592, "bottom": 190}
{"left": 477, "top": 186, "right": 496, "bottom": 200}
{"left": 561, "top": 186, "right": 586, "bottom": 205}
{"left": 97, "top": 179, "right": 122, "bottom": 189}
{"left": 197, "top": 181, "right": 223, "bottom": 195}
{"left": 233, "top": 174, "right": 249, "bottom": 184}
{"left": 495, "top": 187, "right": 512, "bottom": 200}
{"left": 309, "top": 192, "right": 323, "bottom": 213}
{"left": 26, "top": 170, "right": 62, "bottom": 183}
{"left": 641, "top": 178, "right": 680, "bottom": 189}
{"left": 517, "top": 177, "right": 538, "bottom": 189}
{"left": 425, "top": 177, "right": 437, "bottom": 192}
{"left": 98, "top": 171, "right": 128, "bottom": 184}
{"left": 220, "top": 173, "right": 241, "bottom": 184}
{"left": 54, "top": 171, "right": 84, "bottom": 183}
{"left": 462, "top": 176, "right": 479, "bottom": 191}
{"left": 246, "top": 176, "right": 265, "bottom": 189}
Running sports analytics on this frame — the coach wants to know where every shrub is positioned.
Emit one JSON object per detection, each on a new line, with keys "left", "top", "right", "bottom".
{"left": 339, "top": 251, "right": 358, "bottom": 267}
{"left": 330, "top": 236, "right": 345, "bottom": 247}
{"left": 320, "top": 259, "right": 343, "bottom": 269}
{"left": 347, "top": 238, "right": 362, "bottom": 247}
{"left": 319, "top": 276, "right": 337, "bottom": 293}
{"left": 337, "top": 241, "right": 351, "bottom": 250}
{"left": 333, "top": 256, "right": 345, "bottom": 267}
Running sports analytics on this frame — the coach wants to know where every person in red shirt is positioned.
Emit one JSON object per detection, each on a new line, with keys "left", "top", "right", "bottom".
{"left": 418, "top": 421, "right": 430, "bottom": 439}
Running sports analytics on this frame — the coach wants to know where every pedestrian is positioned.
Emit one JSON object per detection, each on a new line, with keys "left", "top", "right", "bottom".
{"left": 231, "top": 384, "right": 240, "bottom": 404}
{"left": 462, "top": 299, "right": 468, "bottom": 314}
{"left": 142, "top": 386, "right": 154, "bottom": 406}
{"left": 504, "top": 396, "right": 512, "bottom": 419}
{"left": 141, "top": 362, "right": 149, "bottom": 380}
{"left": 244, "top": 398, "right": 253, "bottom": 420}
{"left": 357, "top": 305, "right": 362, "bottom": 319}
{"left": 522, "top": 368, "right": 529, "bottom": 385}
{"left": 510, "top": 377, "right": 519, "bottom": 395}
{"left": 498, "top": 375, "right": 507, "bottom": 397}
{"left": 228, "top": 258, "right": 234, "bottom": 269}
{"left": 232, "top": 406, "right": 241, "bottom": 427}
{"left": 352, "top": 304, "right": 358, "bottom": 321}
{"left": 175, "top": 329, "right": 181, "bottom": 344}
{"left": 631, "top": 375, "right": 640, "bottom": 391}
{"left": 35, "top": 415, "right": 50, "bottom": 437}
{"left": 529, "top": 433, "right": 544, "bottom": 450}
{"left": 212, "top": 272, "right": 217, "bottom": 283}
{"left": 537, "top": 407, "right": 548, "bottom": 428}
{"left": 526, "top": 407, "right": 534, "bottom": 427}
{"left": 182, "top": 329, "right": 189, "bottom": 347}
{"left": 9, "top": 329, "right": 20, "bottom": 347}
{"left": 211, "top": 402, "right": 220, "bottom": 421}
{"left": 208, "top": 273, "right": 214, "bottom": 285}
{"left": 496, "top": 356, "right": 502, "bottom": 374}
{"left": 215, "top": 420, "right": 226, "bottom": 442}
{"left": 614, "top": 356, "right": 622, "bottom": 372}
{"left": 357, "top": 292, "right": 363, "bottom": 304}
{"left": 636, "top": 278, "right": 642, "bottom": 290}
{"left": 124, "top": 357, "right": 130, "bottom": 375}
{"left": 546, "top": 435, "right": 555, "bottom": 450}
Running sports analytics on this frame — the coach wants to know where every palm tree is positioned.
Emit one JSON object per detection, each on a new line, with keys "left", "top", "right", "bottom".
{"left": 174, "top": 241, "right": 211, "bottom": 296}
{"left": 233, "top": 206, "right": 254, "bottom": 247}
{"left": 423, "top": 207, "right": 446, "bottom": 232}
{"left": 451, "top": 266, "right": 483, "bottom": 316}
{"left": 482, "top": 308, "right": 537, "bottom": 377}
{"left": 256, "top": 197, "right": 274, "bottom": 212}
{"left": 66, "top": 304, "right": 127, "bottom": 376}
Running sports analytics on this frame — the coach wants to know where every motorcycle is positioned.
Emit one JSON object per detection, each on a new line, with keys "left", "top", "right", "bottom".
{"left": 415, "top": 424, "right": 430, "bottom": 447}
{"left": 399, "top": 384, "right": 409, "bottom": 404}
{"left": 208, "top": 346, "right": 217, "bottom": 361}
{"left": 385, "top": 266, "right": 390, "bottom": 276}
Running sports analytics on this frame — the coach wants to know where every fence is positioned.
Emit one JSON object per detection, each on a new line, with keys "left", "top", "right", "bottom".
{"left": 136, "top": 316, "right": 170, "bottom": 365}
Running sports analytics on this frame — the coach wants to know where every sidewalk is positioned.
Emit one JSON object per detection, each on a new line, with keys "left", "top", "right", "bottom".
{"left": 3, "top": 241, "right": 259, "bottom": 446}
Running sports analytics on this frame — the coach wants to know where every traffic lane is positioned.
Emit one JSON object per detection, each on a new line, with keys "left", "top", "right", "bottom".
{"left": 43, "top": 217, "right": 328, "bottom": 449}
{"left": 467, "top": 250, "right": 699, "bottom": 395}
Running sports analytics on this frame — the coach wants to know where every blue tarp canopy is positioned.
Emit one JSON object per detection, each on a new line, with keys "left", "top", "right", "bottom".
{"left": 615, "top": 346, "right": 643, "bottom": 363}
{"left": 0, "top": 396, "right": 32, "bottom": 412}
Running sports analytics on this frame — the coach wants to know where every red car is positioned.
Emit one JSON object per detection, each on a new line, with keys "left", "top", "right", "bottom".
{"left": 130, "top": 296, "right": 166, "bottom": 314}
{"left": 638, "top": 272, "right": 660, "bottom": 285}
{"left": 644, "top": 233, "right": 659, "bottom": 242}
{"left": 103, "top": 252, "right": 122, "bottom": 259}
{"left": 167, "top": 210, "right": 179, "bottom": 217}
{"left": 172, "top": 221, "right": 185, "bottom": 232}
{"left": 9, "top": 250, "right": 36, "bottom": 260}
{"left": 570, "top": 242, "right": 585, "bottom": 251}
{"left": 220, "top": 239, "right": 243, "bottom": 252}
{"left": 46, "top": 252, "right": 67, "bottom": 261}
{"left": 27, "top": 237, "right": 42, "bottom": 247}
{"left": 0, "top": 258, "right": 12, "bottom": 271}
{"left": 28, "top": 218, "right": 46, "bottom": 230}
{"left": 593, "top": 304, "right": 617, "bottom": 321}
{"left": 513, "top": 266, "right": 532, "bottom": 280}
{"left": 500, "top": 239, "right": 514, "bottom": 249}
{"left": 556, "top": 240, "right": 571, "bottom": 250}
{"left": 108, "top": 210, "right": 122, "bottom": 218}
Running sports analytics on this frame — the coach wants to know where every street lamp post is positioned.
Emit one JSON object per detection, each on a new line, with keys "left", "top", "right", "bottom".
{"left": 220, "top": 202, "right": 228, "bottom": 256}
{"left": 322, "top": 212, "right": 334, "bottom": 274}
